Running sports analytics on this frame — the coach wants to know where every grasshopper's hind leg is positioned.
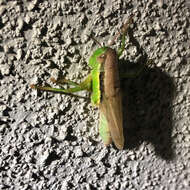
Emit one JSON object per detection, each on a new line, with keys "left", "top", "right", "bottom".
{"left": 30, "top": 74, "right": 92, "bottom": 95}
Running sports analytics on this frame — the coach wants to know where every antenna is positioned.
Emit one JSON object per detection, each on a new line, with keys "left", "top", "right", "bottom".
{"left": 88, "top": 35, "right": 103, "bottom": 47}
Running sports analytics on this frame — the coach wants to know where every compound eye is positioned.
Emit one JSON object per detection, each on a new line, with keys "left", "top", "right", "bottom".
{"left": 99, "top": 54, "right": 105, "bottom": 58}
{"left": 97, "top": 54, "right": 106, "bottom": 63}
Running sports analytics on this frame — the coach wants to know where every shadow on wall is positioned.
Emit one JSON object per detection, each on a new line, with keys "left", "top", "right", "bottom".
{"left": 121, "top": 61, "right": 175, "bottom": 160}
{"left": 120, "top": 26, "right": 176, "bottom": 160}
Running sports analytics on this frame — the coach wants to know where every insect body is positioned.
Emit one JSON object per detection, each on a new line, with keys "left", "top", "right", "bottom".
{"left": 31, "top": 17, "right": 147, "bottom": 149}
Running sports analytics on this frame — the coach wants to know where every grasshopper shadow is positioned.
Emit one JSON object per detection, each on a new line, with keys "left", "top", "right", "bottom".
{"left": 121, "top": 62, "right": 175, "bottom": 160}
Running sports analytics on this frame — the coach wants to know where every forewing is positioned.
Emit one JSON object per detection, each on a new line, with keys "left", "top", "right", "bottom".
{"left": 100, "top": 92, "right": 124, "bottom": 150}
{"left": 102, "top": 48, "right": 124, "bottom": 149}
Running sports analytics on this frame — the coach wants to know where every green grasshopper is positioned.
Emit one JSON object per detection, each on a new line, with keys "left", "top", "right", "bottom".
{"left": 31, "top": 17, "right": 148, "bottom": 149}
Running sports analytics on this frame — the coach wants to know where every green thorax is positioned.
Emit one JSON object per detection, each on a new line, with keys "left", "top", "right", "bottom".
{"left": 88, "top": 47, "right": 108, "bottom": 106}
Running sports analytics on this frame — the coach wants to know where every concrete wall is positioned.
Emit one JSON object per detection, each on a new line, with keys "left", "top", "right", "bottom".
{"left": 0, "top": 0, "right": 189, "bottom": 189}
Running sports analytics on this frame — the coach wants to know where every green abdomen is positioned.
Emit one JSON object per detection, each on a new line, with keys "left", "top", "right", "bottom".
{"left": 99, "top": 112, "right": 112, "bottom": 146}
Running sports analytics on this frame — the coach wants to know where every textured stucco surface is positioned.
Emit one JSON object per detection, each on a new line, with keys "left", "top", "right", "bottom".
{"left": 0, "top": 0, "right": 190, "bottom": 189}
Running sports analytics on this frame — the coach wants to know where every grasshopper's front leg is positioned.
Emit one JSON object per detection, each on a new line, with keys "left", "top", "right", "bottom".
{"left": 30, "top": 74, "right": 92, "bottom": 95}
{"left": 114, "top": 17, "right": 153, "bottom": 79}
{"left": 117, "top": 18, "right": 133, "bottom": 57}
{"left": 111, "top": 16, "right": 133, "bottom": 58}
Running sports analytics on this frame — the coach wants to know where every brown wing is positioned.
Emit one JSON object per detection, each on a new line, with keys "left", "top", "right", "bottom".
{"left": 100, "top": 48, "right": 124, "bottom": 149}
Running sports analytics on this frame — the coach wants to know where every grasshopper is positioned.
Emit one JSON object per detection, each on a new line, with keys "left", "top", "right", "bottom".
{"left": 31, "top": 17, "right": 149, "bottom": 149}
